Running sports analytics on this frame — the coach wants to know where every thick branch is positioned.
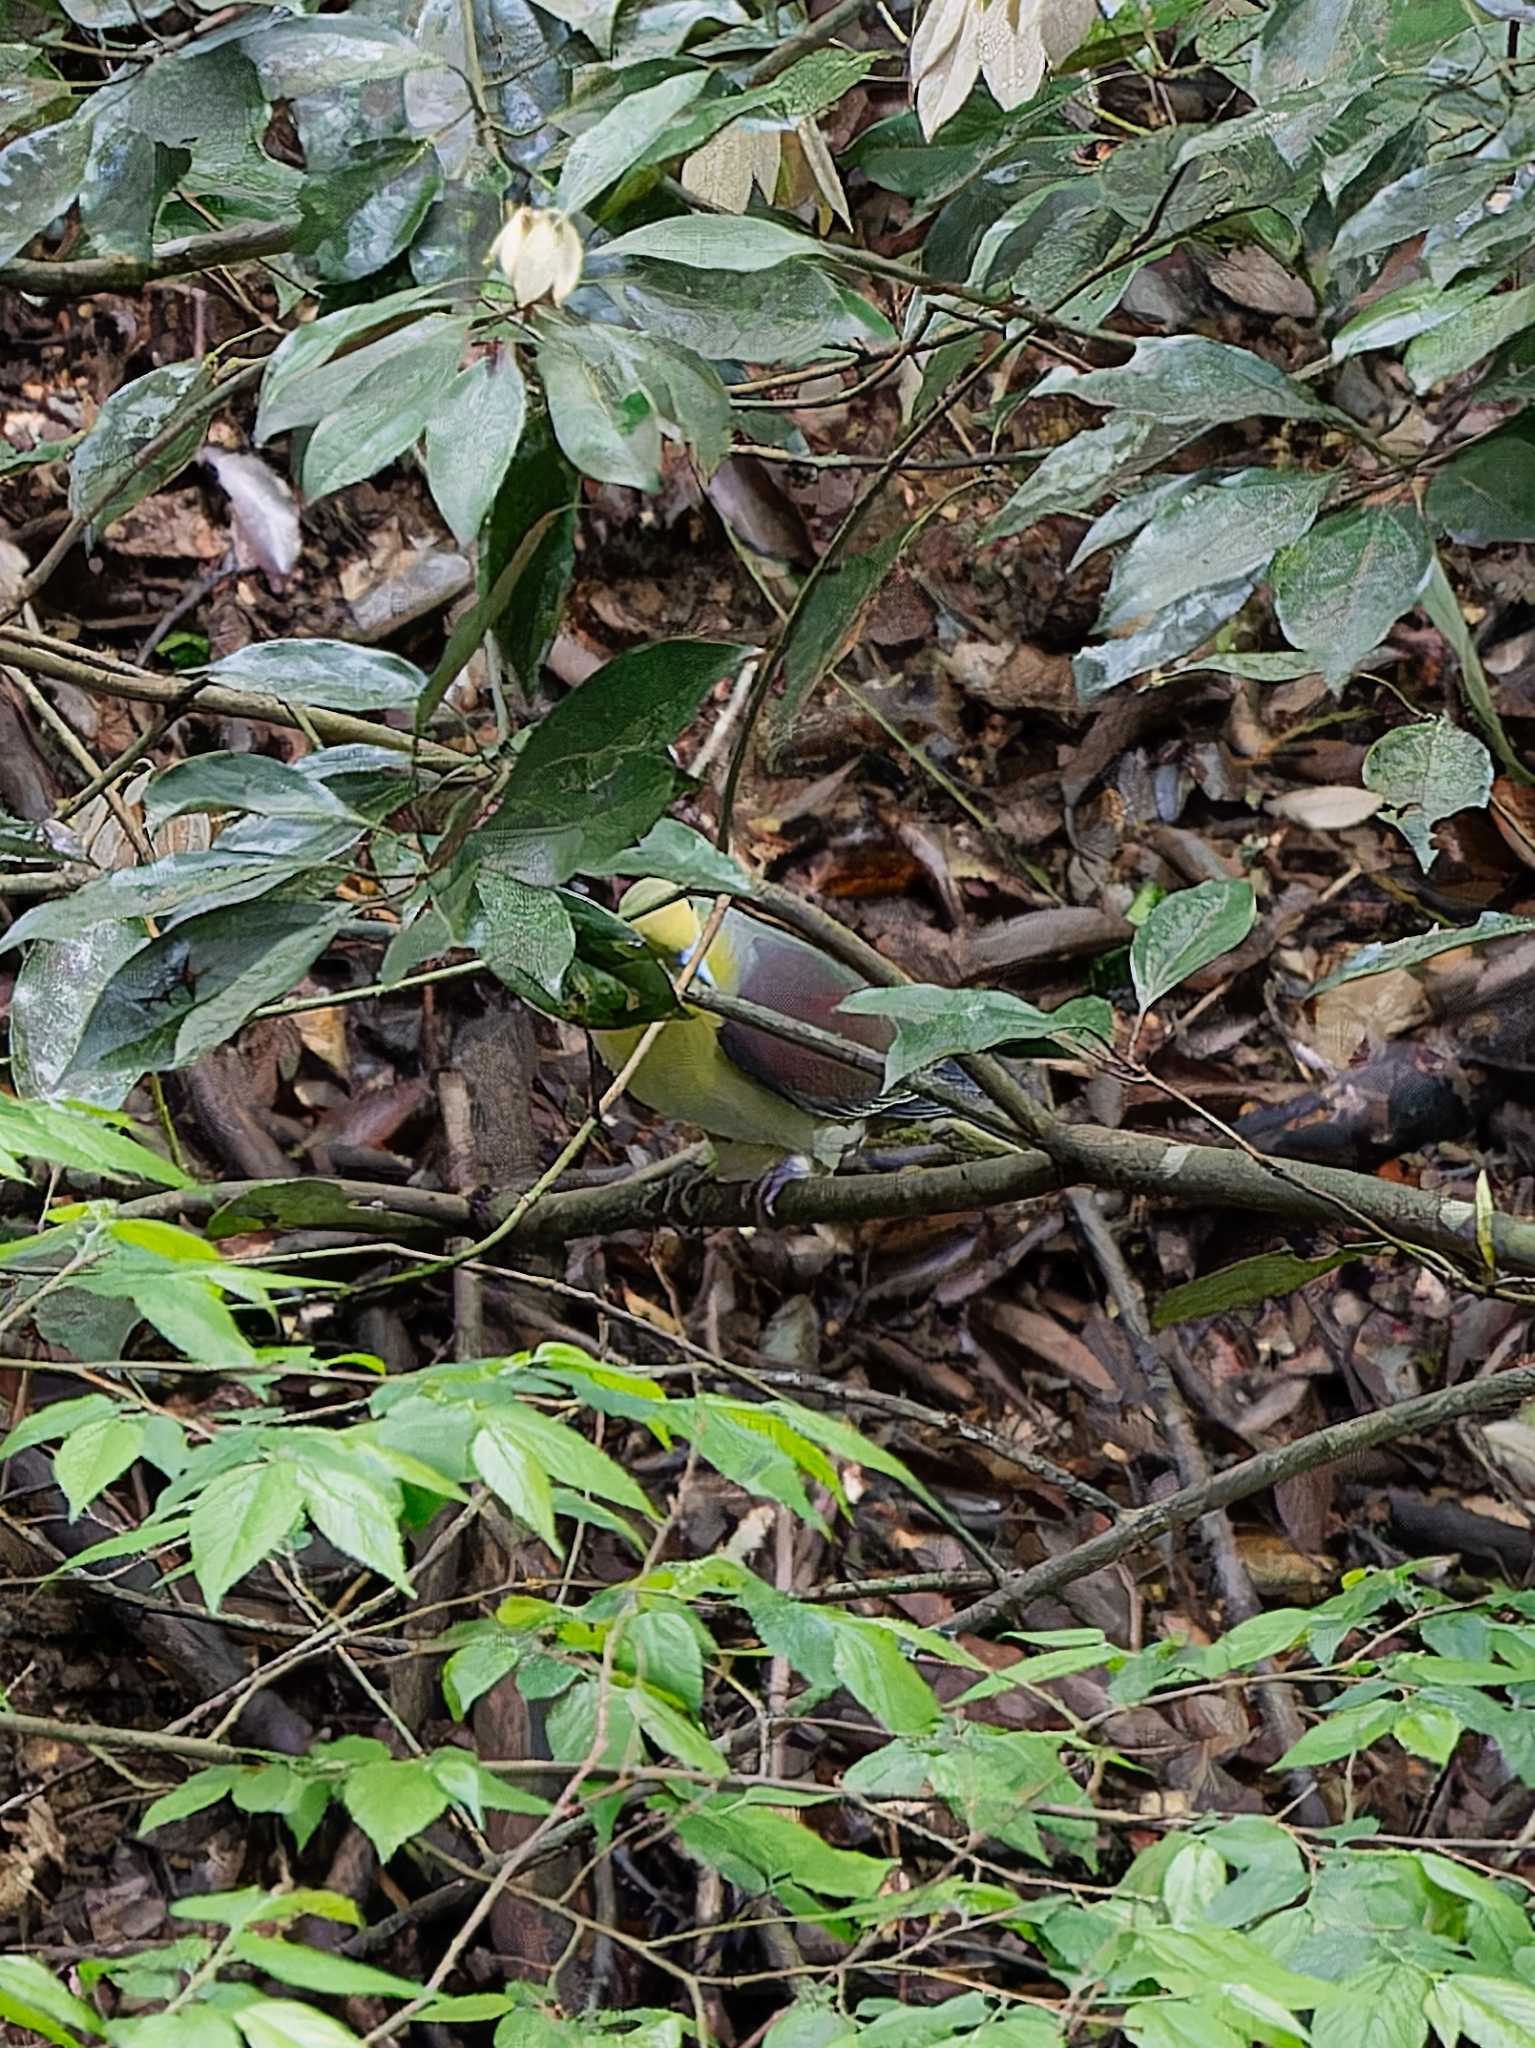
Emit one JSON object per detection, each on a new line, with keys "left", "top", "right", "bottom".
{"left": 944, "top": 1356, "right": 1535, "bottom": 1636}
{"left": 114, "top": 1118, "right": 1535, "bottom": 1271}
{"left": 0, "top": 219, "right": 300, "bottom": 298}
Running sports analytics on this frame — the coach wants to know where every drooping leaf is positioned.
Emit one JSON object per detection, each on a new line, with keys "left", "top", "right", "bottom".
{"left": 424, "top": 352, "right": 527, "bottom": 546}
{"left": 205, "top": 641, "right": 429, "bottom": 712}
{"left": 1405, "top": 283, "right": 1535, "bottom": 393}
{"left": 1099, "top": 468, "right": 1333, "bottom": 628}
{"left": 69, "top": 361, "right": 210, "bottom": 537}
{"left": 599, "top": 214, "right": 823, "bottom": 269}
{"left": 0, "top": 115, "right": 92, "bottom": 267}
{"left": 1131, "top": 879, "right": 1256, "bottom": 1016}
{"left": 478, "top": 874, "right": 577, "bottom": 1000}
{"left": 1426, "top": 418, "right": 1535, "bottom": 544}
{"left": 555, "top": 69, "right": 707, "bottom": 216}
{"left": 190, "top": 1461, "right": 306, "bottom": 1612}
{"left": 299, "top": 315, "right": 467, "bottom": 501}
{"left": 984, "top": 415, "right": 1197, "bottom": 539}
{"left": 1312, "top": 911, "right": 1535, "bottom": 993}
{"left": 1363, "top": 718, "right": 1494, "bottom": 871}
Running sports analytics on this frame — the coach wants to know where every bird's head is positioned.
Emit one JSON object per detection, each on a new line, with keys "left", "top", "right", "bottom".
{"left": 617, "top": 878, "right": 703, "bottom": 966}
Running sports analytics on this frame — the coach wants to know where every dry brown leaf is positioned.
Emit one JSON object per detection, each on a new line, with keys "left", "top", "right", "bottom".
{"left": 1267, "top": 786, "right": 1384, "bottom": 830}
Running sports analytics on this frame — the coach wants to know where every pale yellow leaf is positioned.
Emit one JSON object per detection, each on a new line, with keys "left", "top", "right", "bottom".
{"left": 916, "top": 0, "right": 980, "bottom": 138}
{"left": 794, "top": 116, "right": 850, "bottom": 227}
{"left": 682, "top": 121, "right": 757, "bottom": 213}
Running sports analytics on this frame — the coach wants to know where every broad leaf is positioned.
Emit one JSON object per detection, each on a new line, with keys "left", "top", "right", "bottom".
{"left": 1271, "top": 505, "right": 1433, "bottom": 691}
{"left": 839, "top": 985, "right": 1113, "bottom": 1091}
{"left": 425, "top": 352, "right": 527, "bottom": 546}
{"left": 472, "top": 638, "right": 747, "bottom": 883}
{"left": 1032, "top": 336, "right": 1334, "bottom": 424}
{"left": 0, "top": 116, "right": 92, "bottom": 267}
{"left": 1152, "top": 1248, "right": 1370, "bottom": 1330}
{"left": 1313, "top": 911, "right": 1535, "bottom": 992}
{"left": 1363, "top": 718, "right": 1493, "bottom": 870}
{"left": 1099, "top": 468, "right": 1332, "bottom": 627}
{"left": 206, "top": 641, "right": 428, "bottom": 712}
{"left": 1131, "top": 880, "right": 1256, "bottom": 1016}
{"left": 190, "top": 1459, "right": 306, "bottom": 1612}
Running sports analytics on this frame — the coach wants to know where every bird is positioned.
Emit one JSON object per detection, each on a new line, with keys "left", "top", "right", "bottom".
{"left": 590, "top": 880, "right": 991, "bottom": 1179}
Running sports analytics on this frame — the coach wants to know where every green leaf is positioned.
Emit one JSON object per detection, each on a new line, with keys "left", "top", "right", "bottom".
{"left": 777, "top": 529, "right": 910, "bottom": 731}
{"left": 1405, "top": 283, "right": 1535, "bottom": 392}
{"left": 131, "top": 1277, "right": 256, "bottom": 1364}
{"left": 838, "top": 985, "right": 1113, "bottom": 1092}
{"left": 0, "top": 116, "right": 92, "bottom": 266}
{"left": 69, "top": 361, "right": 209, "bottom": 537}
{"left": 1271, "top": 506, "right": 1433, "bottom": 691}
{"left": 243, "top": 15, "right": 440, "bottom": 94}
{"left": 205, "top": 641, "right": 428, "bottom": 713}
{"left": 54, "top": 1412, "right": 145, "bottom": 1518}
{"left": 339, "top": 1760, "right": 451, "bottom": 1863}
{"left": 190, "top": 1460, "right": 305, "bottom": 1612}
{"left": 1393, "top": 1702, "right": 1462, "bottom": 1764}
{"left": 0, "top": 1099, "right": 189, "bottom": 1188}
{"left": 1363, "top": 718, "right": 1493, "bottom": 871}
{"left": 479, "top": 875, "right": 577, "bottom": 1001}
{"left": 1074, "top": 575, "right": 1256, "bottom": 701}
{"left": 1278, "top": 1696, "right": 1401, "bottom": 1766}
{"left": 539, "top": 318, "right": 662, "bottom": 490}
{"left": 1313, "top": 1963, "right": 1429, "bottom": 2048}
{"left": 1425, "top": 1973, "right": 1535, "bottom": 2048}
{"left": 144, "top": 754, "right": 357, "bottom": 830}
{"left": 1152, "top": 1248, "right": 1369, "bottom": 1330}
{"left": 1313, "top": 911, "right": 1535, "bottom": 992}
{"left": 624, "top": 1609, "right": 705, "bottom": 1711}
{"left": 556, "top": 70, "right": 707, "bottom": 216}
{"left": 591, "top": 821, "right": 753, "bottom": 896}
{"left": 116, "top": 2013, "right": 242, "bottom": 2048}
{"left": 1331, "top": 274, "right": 1497, "bottom": 363}
{"left": 473, "top": 639, "right": 747, "bottom": 885}
{"left": 299, "top": 316, "right": 467, "bottom": 501}
{"left": 1130, "top": 880, "right": 1256, "bottom": 1016}
{"left": 1334, "top": 158, "right": 1514, "bottom": 265}
{"left": 229, "top": 1935, "right": 420, "bottom": 2001}
{"left": 1426, "top": 418, "right": 1535, "bottom": 544}
{"left": 1032, "top": 336, "right": 1333, "bottom": 425}
{"left": 169, "top": 1886, "right": 362, "bottom": 1931}
{"left": 984, "top": 415, "right": 1197, "bottom": 539}
{"left": 0, "top": 1955, "right": 104, "bottom": 2045}
{"left": 424, "top": 353, "right": 527, "bottom": 547}
{"left": 599, "top": 215, "right": 823, "bottom": 269}
{"left": 628, "top": 1683, "right": 728, "bottom": 1774}
{"left": 140, "top": 1765, "right": 249, "bottom": 1836}
{"left": 1421, "top": 555, "right": 1529, "bottom": 785}
{"left": 472, "top": 1419, "right": 559, "bottom": 1550}
{"left": 1099, "top": 468, "right": 1333, "bottom": 627}
{"left": 233, "top": 1999, "right": 365, "bottom": 2048}
{"left": 257, "top": 298, "right": 456, "bottom": 440}
{"left": 290, "top": 1455, "right": 409, "bottom": 1590}
{"left": 828, "top": 1618, "right": 940, "bottom": 1736}
{"left": 485, "top": 417, "right": 578, "bottom": 692}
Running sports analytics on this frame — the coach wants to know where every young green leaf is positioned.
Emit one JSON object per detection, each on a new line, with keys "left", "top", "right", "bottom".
{"left": 1130, "top": 880, "right": 1256, "bottom": 1016}
{"left": 190, "top": 1460, "right": 305, "bottom": 1612}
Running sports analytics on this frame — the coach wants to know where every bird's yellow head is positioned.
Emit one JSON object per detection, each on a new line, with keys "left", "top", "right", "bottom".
{"left": 618, "top": 878, "right": 703, "bottom": 965}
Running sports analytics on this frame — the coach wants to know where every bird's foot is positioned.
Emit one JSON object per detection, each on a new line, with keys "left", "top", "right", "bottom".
{"left": 751, "top": 1152, "right": 812, "bottom": 1222}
